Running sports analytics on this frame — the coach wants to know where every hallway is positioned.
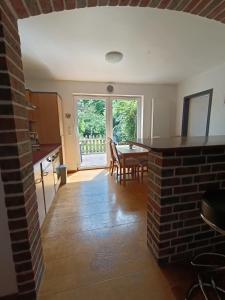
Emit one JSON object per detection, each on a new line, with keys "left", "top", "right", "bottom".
{"left": 38, "top": 170, "right": 178, "bottom": 299}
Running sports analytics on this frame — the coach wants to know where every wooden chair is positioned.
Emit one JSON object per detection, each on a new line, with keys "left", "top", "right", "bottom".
{"left": 137, "top": 156, "right": 149, "bottom": 183}
{"left": 108, "top": 137, "right": 115, "bottom": 176}
{"left": 110, "top": 141, "right": 139, "bottom": 184}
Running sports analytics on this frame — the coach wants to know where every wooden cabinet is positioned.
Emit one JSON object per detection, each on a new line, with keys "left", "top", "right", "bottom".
{"left": 34, "top": 164, "right": 46, "bottom": 227}
{"left": 34, "top": 148, "right": 63, "bottom": 227}
{"left": 42, "top": 159, "right": 55, "bottom": 214}
{"left": 26, "top": 90, "right": 64, "bottom": 151}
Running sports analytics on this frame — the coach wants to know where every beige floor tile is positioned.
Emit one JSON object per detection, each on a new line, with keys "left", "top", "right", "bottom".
{"left": 38, "top": 169, "right": 191, "bottom": 300}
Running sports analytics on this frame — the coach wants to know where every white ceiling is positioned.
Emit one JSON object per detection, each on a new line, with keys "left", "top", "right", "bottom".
{"left": 18, "top": 7, "right": 225, "bottom": 84}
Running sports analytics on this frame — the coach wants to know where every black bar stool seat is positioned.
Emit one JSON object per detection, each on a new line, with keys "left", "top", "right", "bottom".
{"left": 201, "top": 190, "right": 225, "bottom": 234}
{"left": 186, "top": 189, "right": 225, "bottom": 300}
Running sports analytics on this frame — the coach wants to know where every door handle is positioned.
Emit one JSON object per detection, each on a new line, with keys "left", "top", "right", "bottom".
{"left": 35, "top": 178, "right": 42, "bottom": 184}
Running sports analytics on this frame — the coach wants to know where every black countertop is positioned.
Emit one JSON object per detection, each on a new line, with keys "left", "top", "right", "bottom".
{"left": 130, "top": 136, "right": 225, "bottom": 151}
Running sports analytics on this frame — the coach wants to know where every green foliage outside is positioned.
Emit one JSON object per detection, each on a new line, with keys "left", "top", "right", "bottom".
{"left": 77, "top": 99, "right": 137, "bottom": 143}
{"left": 112, "top": 99, "right": 137, "bottom": 143}
{"left": 78, "top": 99, "right": 106, "bottom": 137}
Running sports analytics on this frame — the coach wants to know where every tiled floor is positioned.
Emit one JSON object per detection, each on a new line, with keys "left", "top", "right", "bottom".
{"left": 38, "top": 169, "right": 197, "bottom": 300}
{"left": 80, "top": 153, "right": 107, "bottom": 168}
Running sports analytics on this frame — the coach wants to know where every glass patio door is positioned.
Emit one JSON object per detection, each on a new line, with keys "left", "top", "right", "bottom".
{"left": 76, "top": 96, "right": 109, "bottom": 169}
{"left": 74, "top": 95, "right": 142, "bottom": 170}
{"left": 111, "top": 97, "right": 140, "bottom": 143}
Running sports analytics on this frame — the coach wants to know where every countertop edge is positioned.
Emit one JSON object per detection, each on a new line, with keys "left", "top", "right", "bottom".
{"left": 33, "top": 144, "right": 62, "bottom": 165}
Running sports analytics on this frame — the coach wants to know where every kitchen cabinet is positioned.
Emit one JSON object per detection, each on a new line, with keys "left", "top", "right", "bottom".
{"left": 33, "top": 147, "right": 63, "bottom": 227}
{"left": 26, "top": 90, "right": 65, "bottom": 159}
{"left": 34, "top": 163, "right": 46, "bottom": 227}
{"left": 42, "top": 158, "right": 55, "bottom": 214}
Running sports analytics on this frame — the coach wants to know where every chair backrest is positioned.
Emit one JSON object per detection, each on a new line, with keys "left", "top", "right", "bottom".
{"left": 107, "top": 137, "right": 114, "bottom": 160}
{"left": 111, "top": 141, "right": 120, "bottom": 164}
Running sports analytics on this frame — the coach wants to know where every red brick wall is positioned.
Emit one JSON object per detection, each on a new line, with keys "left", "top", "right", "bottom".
{"left": 5, "top": 0, "right": 225, "bottom": 24}
{"left": 1, "top": 0, "right": 225, "bottom": 297}
{"left": 0, "top": 3, "right": 44, "bottom": 299}
{"left": 148, "top": 147, "right": 225, "bottom": 264}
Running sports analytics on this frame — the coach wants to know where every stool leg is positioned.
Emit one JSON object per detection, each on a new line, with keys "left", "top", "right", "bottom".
{"left": 211, "top": 277, "right": 222, "bottom": 300}
{"left": 185, "top": 283, "right": 200, "bottom": 300}
{"left": 198, "top": 274, "right": 209, "bottom": 300}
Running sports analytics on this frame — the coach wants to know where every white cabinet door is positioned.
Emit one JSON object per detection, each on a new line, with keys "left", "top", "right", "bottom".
{"left": 34, "top": 164, "right": 46, "bottom": 227}
{"left": 42, "top": 161, "right": 55, "bottom": 214}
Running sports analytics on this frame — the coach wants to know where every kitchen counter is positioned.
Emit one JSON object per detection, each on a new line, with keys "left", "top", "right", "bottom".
{"left": 32, "top": 144, "right": 61, "bottom": 164}
{"left": 141, "top": 136, "right": 225, "bottom": 265}
{"left": 130, "top": 135, "right": 225, "bottom": 151}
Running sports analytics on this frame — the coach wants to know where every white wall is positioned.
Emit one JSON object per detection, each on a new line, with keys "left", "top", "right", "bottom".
{"left": 0, "top": 172, "right": 17, "bottom": 297}
{"left": 26, "top": 80, "right": 177, "bottom": 170}
{"left": 176, "top": 63, "right": 225, "bottom": 136}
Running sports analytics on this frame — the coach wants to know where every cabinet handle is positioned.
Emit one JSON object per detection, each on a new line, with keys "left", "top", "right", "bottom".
{"left": 43, "top": 171, "right": 49, "bottom": 176}
{"left": 35, "top": 178, "right": 42, "bottom": 184}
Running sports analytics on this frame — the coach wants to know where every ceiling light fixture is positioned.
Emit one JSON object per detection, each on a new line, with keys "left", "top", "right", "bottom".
{"left": 105, "top": 51, "right": 123, "bottom": 63}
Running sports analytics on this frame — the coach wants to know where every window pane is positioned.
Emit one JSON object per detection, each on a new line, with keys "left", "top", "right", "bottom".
{"left": 112, "top": 99, "right": 137, "bottom": 143}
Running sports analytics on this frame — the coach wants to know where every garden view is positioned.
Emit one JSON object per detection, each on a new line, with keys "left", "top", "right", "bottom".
{"left": 77, "top": 98, "right": 137, "bottom": 143}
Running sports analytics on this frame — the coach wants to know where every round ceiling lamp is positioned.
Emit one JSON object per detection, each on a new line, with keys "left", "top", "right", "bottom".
{"left": 105, "top": 51, "right": 123, "bottom": 63}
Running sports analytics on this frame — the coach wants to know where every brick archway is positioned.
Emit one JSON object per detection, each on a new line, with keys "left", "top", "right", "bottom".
{"left": 7, "top": 0, "right": 225, "bottom": 23}
{"left": 1, "top": 0, "right": 225, "bottom": 299}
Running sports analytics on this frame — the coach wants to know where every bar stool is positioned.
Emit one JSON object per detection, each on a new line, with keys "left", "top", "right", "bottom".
{"left": 186, "top": 189, "right": 225, "bottom": 300}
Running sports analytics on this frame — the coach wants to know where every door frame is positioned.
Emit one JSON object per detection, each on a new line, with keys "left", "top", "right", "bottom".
{"left": 181, "top": 89, "right": 213, "bottom": 137}
{"left": 73, "top": 94, "right": 143, "bottom": 170}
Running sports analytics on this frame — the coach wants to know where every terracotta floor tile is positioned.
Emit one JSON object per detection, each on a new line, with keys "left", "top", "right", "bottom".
{"left": 38, "top": 169, "right": 195, "bottom": 300}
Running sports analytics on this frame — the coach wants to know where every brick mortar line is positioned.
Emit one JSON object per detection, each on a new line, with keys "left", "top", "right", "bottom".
{"left": 209, "top": 0, "right": 225, "bottom": 19}
{"left": 7, "top": 192, "right": 36, "bottom": 213}
{"left": 0, "top": 69, "right": 25, "bottom": 86}
{"left": 63, "top": 0, "right": 67, "bottom": 9}
{"left": 197, "top": 0, "right": 216, "bottom": 16}
{"left": 0, "top": 53, "right": 24, "bottom": 77}
{"left": 0, "top": 129, "right": 28, "bottom": 134}
{"left": 149, "top": 149, "right": 225, "bottom": 159}
{"left": 31, "top": 240, "right": 43, "bottom": 270}
{"left": 0, "top": 36, "right": 22, "bottom": 61}
{"left": 1, "top": 161, "right": 33, "bottom": 174}
{"left": 149, "top": 228, "right": 214, "bottom": 245}
{"left": 1, "top": 85, "right": 26, "bottom": 99}
{"left": 149, "top": 161, "right": 225, "bottom": 171}
{"left": 12, "top": 226, "right": 40, "bottom": 255}
{"left": 150, "top": 213, "right": 203, "bottom": 232}
{"left": 2, "top": 0, "right": 19, "bottom": 20}
{"left": 49, "top": 0, "right": 55, "bottom": 11}
{"left": 0, "top": 115, "right": 28, "bottom": 122}
{"left": 0, "top": 150, "right": 32, "bottom": 161}
{"left": 3, "top": 170, "right": 34, "bottom": 186}
{"left": 35, "top": 263, "right": 45, "bottom": 291}
{"left": 36, "top": 0, "right": 43, "bottom": 14}
{"left": 188, "top": 0, "right": 204, "bottom": 13}
{"left": 21, "top": 0, "right": 32, "bottom": 17}
{"left": 0, "top": 100, "right": 28, "bottom": 108}
{"left": 5, "top": 182, "right": 35, "bottom": 198}
{"left": 151, "top": 168, "right": 225, "bottom": 181}
{"left": 0, "top": 2, "right": 18, "bottom": 29}
{"left": 10, "top": 211, "right": 39, "bottom": 241}
{"left": 0, "top": 21, "right": 20, "bottom": 48}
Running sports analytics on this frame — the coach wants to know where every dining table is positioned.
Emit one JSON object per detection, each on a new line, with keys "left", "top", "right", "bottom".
{"left": 116, "top": 144, "right": 149, "bottom": 185}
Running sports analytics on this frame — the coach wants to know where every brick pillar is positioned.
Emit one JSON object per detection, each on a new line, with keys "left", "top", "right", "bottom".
{"left": 147, "top": 147, "right": 225, "bottom": 265}
{"left": 0, "top": 3, "right": 44, "bottom": 299}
